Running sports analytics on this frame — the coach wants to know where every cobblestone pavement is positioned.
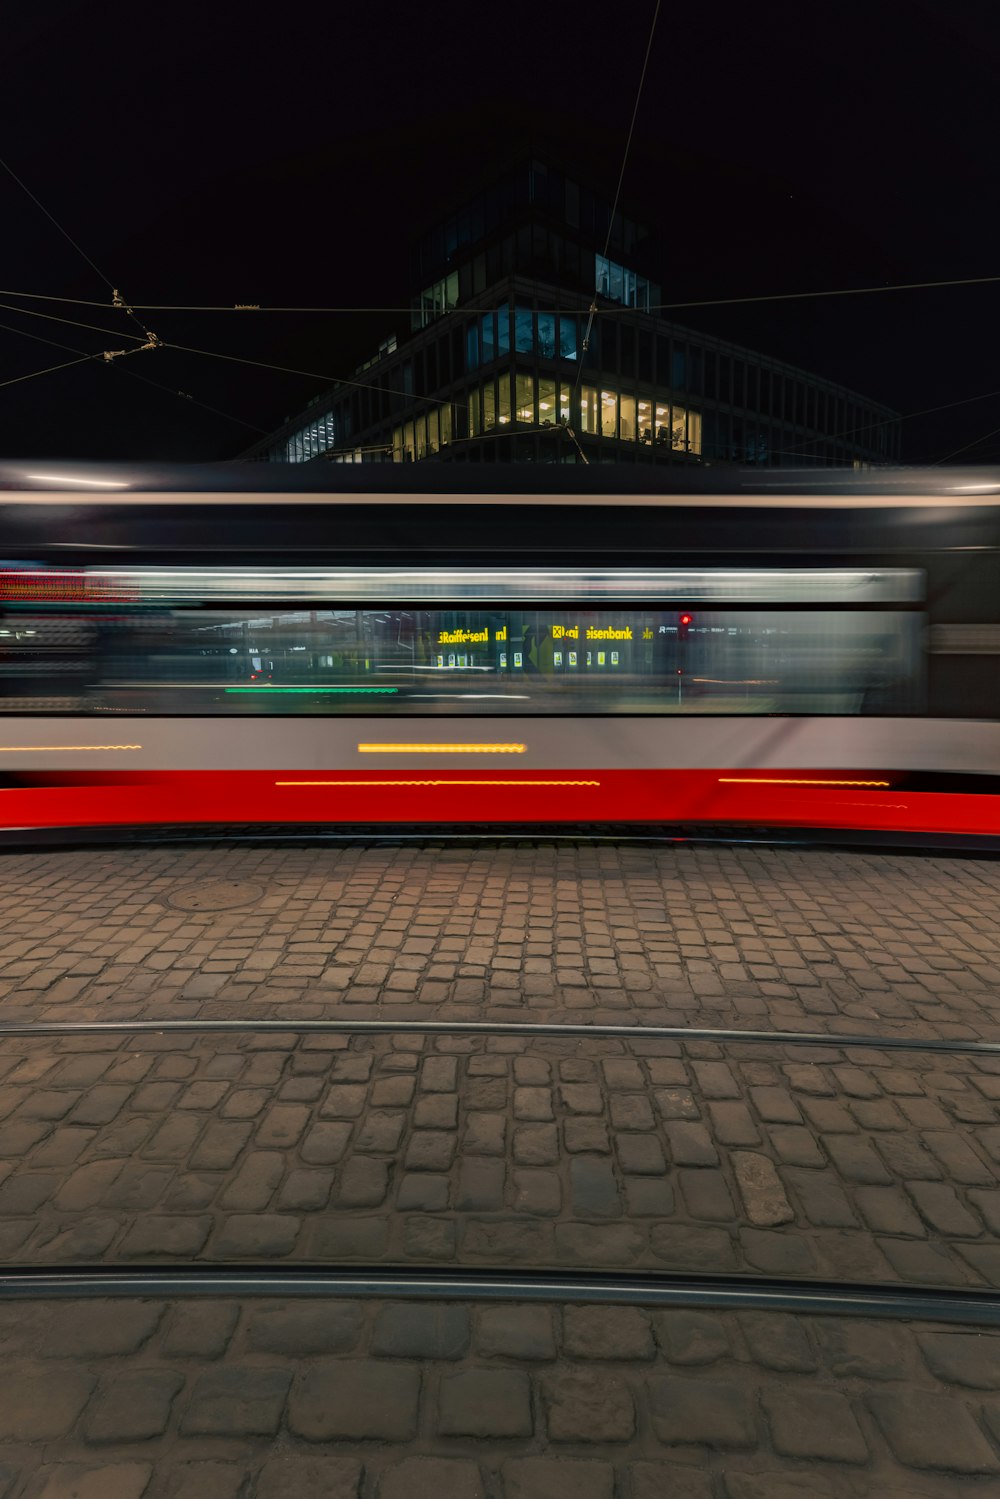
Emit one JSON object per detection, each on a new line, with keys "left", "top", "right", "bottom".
{"left": 0, "top": 1294, "right": 999, "bottom": 1498}
{"left": 2, "top": 1029, "right": 1000, "bottom": 1286}
{"left": 0, "top": 841, "right": 999, "bottom": 1039}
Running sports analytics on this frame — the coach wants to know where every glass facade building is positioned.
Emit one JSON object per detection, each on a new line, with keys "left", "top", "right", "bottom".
{"left": 247, "top": 163, "right": 899, "bottom": 469}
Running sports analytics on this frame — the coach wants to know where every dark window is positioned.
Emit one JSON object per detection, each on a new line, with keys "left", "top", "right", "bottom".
{"left": 758, "top": 370, "right": 770, "bottom": 416}
{"left": 498, "top": 304, "right": 511, "bottom": 357}
{"left": 638, "top": 331, "right": 652, "bottom": 383}
{"left": 515, "top": 306, "right": 533, "bottom": 354}
{"left": 656, "top": 335, "right": 669, "bottom": 384}
{"left": 732, "top": 362, "right": 745, "bottom": 409}
{"left": 671, "top": 346, "right": 687, "bottom": 390}
{"left": 481, "top": 311, "right": 496, "bottom": 365}
{"left": 466, "top": 324, "right": 479, "bottom": 372}
{"left": 689, "top": 348, "right": 702, "bottom": 395}
{"left": 559, "top": 316, "right": 578, "bottom": 361}
{"left": 718, "top": 356, "right": 731, "bottom": 404}
{"left": 602, "top": 321, "right": 618, "bottom": 375}
{"left": 452, "top": 328, "right": 464, "bottom": 379}
{"left": 620, "top": 325, "right": 635, "bottom": 379}
{"left": 704, "top": 351, "right": 717, "bottom": 399}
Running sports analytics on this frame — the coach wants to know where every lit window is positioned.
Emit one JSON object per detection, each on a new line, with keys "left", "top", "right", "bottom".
{"left": 516, "top": 372, "right": 535, "bottom": 424}
{"left": 558, "top": 383, "right": 570, "bottom": 424}
{"left": 498, "top": 373, "right": 511, "bottom": 425}
{"left": 620, "top": 393, "right": 636, "bottom": 442}
{"left": 581, "top": 387, "right": 599, "bottom": 435}
{"left": 538, "top": 376, "right": 557, "bottom": 426}
{"left": 638, "top": 399, "right": 652, "bottom": 444}
{"left": 601, "top": 390, "right": 617, "bottom": 439}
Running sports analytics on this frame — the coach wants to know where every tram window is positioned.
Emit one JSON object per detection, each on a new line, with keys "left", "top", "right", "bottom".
{"left": 0, "top": 604, "right": 924, "bottom": 718}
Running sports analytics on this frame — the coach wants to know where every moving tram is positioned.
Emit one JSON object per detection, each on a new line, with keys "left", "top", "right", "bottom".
{"left": 1, "top": 460, "right": 999, "bottom": 839}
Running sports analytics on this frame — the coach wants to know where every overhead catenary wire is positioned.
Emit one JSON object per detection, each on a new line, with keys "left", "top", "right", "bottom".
{"left": 162, "top": 339, "right": 471, "bottom": 417}
{"left": 0, "top": 352, "right": 101, "bottom": 391}
{"left": 0, "top": 317, "right": 268, "bottom": 433}
{"left": 0, "top": 155, "right": 158, "bottom": 347}
{"left": 6, "top": 271, "right": 1000, "bottom": 318}
{"left": 573, "top": 0, "right": 662, "bottom": 411}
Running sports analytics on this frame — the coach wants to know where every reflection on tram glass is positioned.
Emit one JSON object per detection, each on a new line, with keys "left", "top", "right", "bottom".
{"left": 0, "top": 607, "right": 924, "bottom": 715}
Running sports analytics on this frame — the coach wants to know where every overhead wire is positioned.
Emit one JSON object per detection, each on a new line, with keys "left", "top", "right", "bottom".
{"left": 0, "top": 316, "right": 267, "bottom": 434}
{"left": 0, "top": 298, "right": 146, "bottom": 346}
{"left": 6, "top": 271, "right": 1000, "bottom": 319}
{"left": 0, "top": 352, "right": 102, "bottom": 390}
{"left": 0, "top": 155, "right": 157, "bottom": 347}
{"left": 161, "top": 338, "right": 471, "bottom": 416}
{"left": 573, "top": 0, "right": 661, "bottom": 399}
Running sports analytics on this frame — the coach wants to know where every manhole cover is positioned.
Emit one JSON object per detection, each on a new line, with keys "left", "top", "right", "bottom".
{"left": 165, "top": 879, "right": 265, "bottom": 911}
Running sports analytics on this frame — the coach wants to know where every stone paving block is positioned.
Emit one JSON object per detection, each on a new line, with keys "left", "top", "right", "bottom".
{"left": 562, "top": 1305, "right": 655, "bottom": 1360}
{"left": 84, "top": 1369, "right": 184, "bottom": 1442}
{"left": 652, "top": 1310, "right": 729, "bottom": 1365}
{"left": 501, "top": 1458, "right": 614, "bottom": 1499}
{"left": 210, "top": 1213, "right": 300, "bottom": 1258}
{"left": 153, "top": 1462, "right": 250, "bottom": 1499}
{"left": 761, "top": 1386, "right": 869, "bottom": 1463}
{"left": 0, "top": 1367, "right": 95, "bottom": 1439}
{"left": 738, "top": 1312, "right": 818, "bottom": 1372}
{"left": 648, "top": 1375, "right": 756, "bottom": 1448}
{"left": 161, "top": 1302, "right": 239, "bottom": 1359}
{"left": 181, "top": 1366, "right": 291, "bottom": 1436}
{"left": 650, "top": 1224, "right": 738, "bottom": 1271}
{"left": 248, "top": 1302, "right": 365, "bottom": 1356}
{"left": 813, "top": 1320, "right": 911, "bottom": 1379}
{"left": 372, "top": 1304, "right": 470, "bottom": 1359}
{"left": 289, "top": 1359, "right": 421, "bottom": 1440}
{"left": 437, "top": 1368, "right": 533, "bottom": 1436}
{"left": 378, "top": 1457, "right": 485, "bottom": 1499}
{"left": 732, "top": 1152, "right": 794, "bottom": 1226}
{"left": 542, "top": 1367, "right": 635, "bottom": 1441}
{"left": 629, "top": 1463, "right": 713, "bottom": 1499}
{"left": 118, "top": 1214, "right": 212, "bottom": 1258}
{"left": 476, "top": 1305, "right": 556, "bottom": 1360}
{"left": 867, "top": 1390, "right": 1000, "bottom": 1472}
{"left": 42, "top": 1301, "right": 164, "bottom": 1357}
{"left": 253, "top": 1457, "right": 361, "bottom": 1499}
{"left": 28, "top": 1466, "right": 152, "bottom": 1499}
{"left": 917, "top": 1330, "right": 1000, "bottom": 1388}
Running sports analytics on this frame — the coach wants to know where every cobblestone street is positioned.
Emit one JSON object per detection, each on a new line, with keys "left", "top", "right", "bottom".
{"left": 1, "top": 1030, "right": 1000, "bottom": 1287}
{"left": 1, "top": 1294, "right": 999, "bottom": 1498}
{"left": 0, "top": 838, "right": 999, "bottom": 1495}
{"left": 0, "top": 842, "right": 999, "bottom": 1038}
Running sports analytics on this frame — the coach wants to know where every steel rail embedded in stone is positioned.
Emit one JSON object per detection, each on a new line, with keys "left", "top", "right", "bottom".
{"left": 0, "top": 1017, "right": 998, "bottom": 1055}
{"left": 1, "top": 1267, "right": 1000, "bottom": 1324}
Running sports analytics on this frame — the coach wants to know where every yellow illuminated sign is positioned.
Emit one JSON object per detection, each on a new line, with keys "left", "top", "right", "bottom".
{"left": 358, "top": 742, "right": 527, "bottom": 753}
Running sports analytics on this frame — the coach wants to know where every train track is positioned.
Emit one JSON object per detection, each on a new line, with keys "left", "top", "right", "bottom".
{"left": 0, "top": 1016, "right": 997, "bottom": 1055}
{"left": 0, "top": 1265, "right": 997, "bottom": 1324}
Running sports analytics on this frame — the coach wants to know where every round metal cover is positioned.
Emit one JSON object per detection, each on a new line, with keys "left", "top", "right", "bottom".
{"left": 165, "top": 879, "right": 264, "bottom": 911}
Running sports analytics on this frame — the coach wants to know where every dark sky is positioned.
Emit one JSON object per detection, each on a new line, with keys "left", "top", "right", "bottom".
{"left": 3, "top": 0, "right": 1000, "bottom": 465}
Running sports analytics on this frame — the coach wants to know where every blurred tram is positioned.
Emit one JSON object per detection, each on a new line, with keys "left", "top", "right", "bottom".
{"left": 1, "top": 459, "right": 1000, "bottom": 840}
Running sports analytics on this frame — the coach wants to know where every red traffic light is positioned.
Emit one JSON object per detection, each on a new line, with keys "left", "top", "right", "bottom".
{"left": 679, "top": 613, "right": 693, "bottom": 627}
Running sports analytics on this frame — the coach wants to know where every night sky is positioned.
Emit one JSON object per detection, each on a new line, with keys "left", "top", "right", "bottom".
{"left": 4, "top": 0, "right": 1000, "bottom": 466}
